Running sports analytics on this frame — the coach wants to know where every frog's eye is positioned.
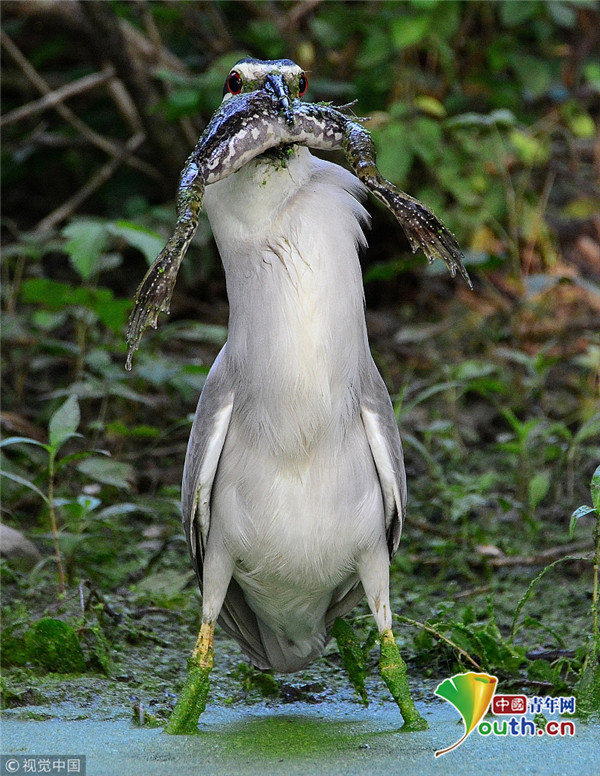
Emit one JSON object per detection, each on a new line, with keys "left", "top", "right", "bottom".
{"left": 298, "top": 73, "right": 309, "bottom": 97}
{"left": 225, "top": 71, "right": 243, "bottom": 95}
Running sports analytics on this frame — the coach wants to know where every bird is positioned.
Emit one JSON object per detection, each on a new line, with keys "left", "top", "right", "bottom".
{"left": 126, "top": 57, "right": 468, "bottom": 734}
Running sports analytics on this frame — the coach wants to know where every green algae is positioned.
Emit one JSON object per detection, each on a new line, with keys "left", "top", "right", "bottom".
{"left": 1, "top": 628, "right": 30, "bottom": 668}
{"left": 11, "top": 618, "right": 86, "bottom": 674}
{"left": 331, "top": 617, "right": 369, "bottom": 705}
{"left": 234, "top": 663, "right": 279, "bottom": 698}
{"left": 198, "top": 714, "right": 373, "bottom": 760}
{"left": 163, "top": 662, "right": 211, "bottom": 734}
{"left": 379, "top": 631, "right": 429, "bottom": 732}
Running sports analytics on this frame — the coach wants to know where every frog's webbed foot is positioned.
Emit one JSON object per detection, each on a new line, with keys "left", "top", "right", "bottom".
{"left": 126, "top": 165, "right": 205, "bottom": 370}
{"left": 342, "top": 122, "right": 472, "bottom": 289}
{"left": 376, "top": 187, "right": 472, "bottom": 289}
{"left": 125, "top": 237, "right": 188, "bottom": 370}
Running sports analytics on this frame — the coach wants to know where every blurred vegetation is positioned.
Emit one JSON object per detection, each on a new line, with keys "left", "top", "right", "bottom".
{"left": 1, "top": 0, "right": 599, "bottom": 722}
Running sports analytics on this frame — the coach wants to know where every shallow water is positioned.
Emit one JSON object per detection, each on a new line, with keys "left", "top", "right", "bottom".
{"left": 2, "top": 700, "right": 598, "bottom": 776}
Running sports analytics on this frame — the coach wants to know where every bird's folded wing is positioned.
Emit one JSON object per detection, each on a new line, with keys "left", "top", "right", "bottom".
{"left": 182, "top": 347, "right": 234, "bottom": 582}
{"left": 361, "top": 367, "right": 407, "bottom": 559}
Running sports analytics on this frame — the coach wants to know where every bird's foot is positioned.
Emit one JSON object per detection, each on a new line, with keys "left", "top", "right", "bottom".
{"left": 163, "top": 622, "right": 214, "bottom": 735}
{"left": 379, "top": 629, "right": 429, "bottom": 732}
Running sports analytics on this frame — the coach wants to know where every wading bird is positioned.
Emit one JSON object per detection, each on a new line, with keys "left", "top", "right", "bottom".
{"left": 126, "top": 57, "right": 471, "bottom": 734}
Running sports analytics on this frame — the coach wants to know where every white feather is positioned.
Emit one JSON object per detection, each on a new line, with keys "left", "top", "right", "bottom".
{"left": 196, "top": 146, "right": 402, "bottom": 669}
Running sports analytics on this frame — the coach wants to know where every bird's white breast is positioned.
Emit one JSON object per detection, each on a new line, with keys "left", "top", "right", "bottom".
{"left": 204, "top": 146, "right": 371, "bottom": 462}
{"left": 203, "top": 147, "right": 386, "bottom": 658}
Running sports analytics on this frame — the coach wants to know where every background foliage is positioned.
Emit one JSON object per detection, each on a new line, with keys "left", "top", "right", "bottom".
{"left": 1, "top": 0, "right": 599, "bottom": 720}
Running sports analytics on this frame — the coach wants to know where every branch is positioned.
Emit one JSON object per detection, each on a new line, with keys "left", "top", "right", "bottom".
{"left": 409, "top": 540, "right": 594, "bottom": 568}
{"left": 34, "top": 133, "right": 146, "bottom": 234}
{"left": 79, "top": 0, "right": 190, "bottom": 186}
{"left": 1, "top": 30, "right": 159, "bottom": 180}
{"left": 0, "top": 67, "right": 115, "bottom": 127}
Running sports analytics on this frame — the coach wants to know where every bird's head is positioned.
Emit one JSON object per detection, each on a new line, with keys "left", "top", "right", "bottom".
{"left": 222, "top": 58, "right": 309, "bottom": 126}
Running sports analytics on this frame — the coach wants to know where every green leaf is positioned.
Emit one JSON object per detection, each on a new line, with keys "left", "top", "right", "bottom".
{"left": 509, "top": 129, "right": 550, "bottom": 165}
{"left": 569, "top": 111, "right": 596, "bottom": 139}
{"left": 391, "top": 14, "right": 430, "bottom": 49}
{"left": 54, "top": 450, "right": 102, "bottom": 472}
{"left": 569, "top": 505, "right": 596, "bottom": 538}
{"left": 49, "top": 395, "right": 81, "bottom": 453}
{"left": 92, "top": 292, "right": 131, "bottom": 334}
{"left": 511, "top": 555, "right": 581, "bottom": 641}
{"left": 107, "top": 221, "right": 165, "bottom": 264}
{"left": 528, "top": 471, "right": 551, "bottom": 511}
{"left": 591, "top": 464, "right": 600, "bottom": 514}
{"left": 22, "top": 278, "right": 85, "bottom": 308}
{"left": 500, "top": 0, "right": 539, "bottom": 26}
{"left": 62, "top": 219, "right": 109, "bottom": 281}
{"left": 77, "top": 457, "right": 134, "bottom": 489}
{"left": 20, "top": 278, "right": 130, "bottom": 335}
{"left": 0, "top": 470, "right": 49, "bottom": 503}
{"left": 414, "top": 95, "right": 447, "bottom": 118}
{"left": 574, "top": 415, "right": 600, "bottom": 445}
{"left": 547, "top": 1, "right": 577, "bottom": 28}
{"left": 409, "top": 117, "right": 442, "bottom": 165}
{"left": 510, "top": 55, "right": 553, "bottom": 99}
{"left": 371, "top": 122, "right": 413, "bottom": 185}
{"left": 0, "top": 436, "right": 49, "bottom": 451}
{"left": 584, "top": 62, "right": 600, "bottom": 91}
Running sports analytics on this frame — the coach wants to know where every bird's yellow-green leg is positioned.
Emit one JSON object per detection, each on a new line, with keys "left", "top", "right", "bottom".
{"left": 379, "top": 629, "right": 428, "bottom": 732}
{"left": 163, "top": 621, "right": 214, "bottom": 735}
{"left": 332, "top": 618, "right": 369, "bottom": 705}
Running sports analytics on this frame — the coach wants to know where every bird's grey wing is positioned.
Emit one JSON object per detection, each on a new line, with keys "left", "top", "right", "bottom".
{"left": 323, "top": 365, "right": 407, "bottom": 633}
{"left": 361, "top": 365, "right": 407, "bottom": 559}
{"left": 182, "top": 348, "right": 270, "bottom": 667}
{"left": 181, "top": 347, "right": 234, "bottom": 582}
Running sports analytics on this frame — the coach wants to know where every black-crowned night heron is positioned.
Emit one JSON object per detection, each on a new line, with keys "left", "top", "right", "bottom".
{"left": 127, "top": 57, "right": 470, "bottom": 734}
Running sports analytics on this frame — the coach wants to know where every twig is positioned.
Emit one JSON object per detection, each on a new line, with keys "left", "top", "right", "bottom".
{"left": 489, "top": 542, "right": 593, "bottom": 567}
{"left": 502, "top": 677, "right": 555, "bottom": 690}
{"left": 103, "top": 63, "right": 144, "bottom": 136}
{"left": 394, "top": 614, "right": 483, "bottom": 671}
{"left": 79, "top": 1, "right": 189, "bottom": 182}
{"left": 409, "top": 540, "right": 593, "bottom": 568}
{"left": 0, "top": 67, "right": 115, "bottom": 127}
{"left": 408, "top": 516, "right": 454, "bottom": 538}
{"left": 130, "top": 606, "right": 187, "bottom": 620}
{"left": 522, "top": 169, "right": 556, "bottom": 277}
{"left": 135, "top": 0, "right": 197, "bottom": 147}
{"left": 1, "top": 30, "right": 158, "bottom": 180}
{"left": 34, "top": 132, "right": 146, "bottom": 234}
{"left": 452, "top": 585, "right": 491, "bottom": 599}
{"left": 47, "top": 453, "right": 66, "bottom": 594}
{"left": 287, "top": 0, "right": 323, "bottom": 27}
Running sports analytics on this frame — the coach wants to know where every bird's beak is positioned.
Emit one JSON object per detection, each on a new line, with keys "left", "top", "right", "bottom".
{"left": 265, "top": 73, "right": 295, "bottom": 127}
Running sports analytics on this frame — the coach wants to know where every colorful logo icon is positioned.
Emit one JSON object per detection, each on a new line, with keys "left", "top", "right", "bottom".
{"left": 492, "top": 694, "right": 527, "bottom": 714}
{"left": 434, "top": 672, "right": 498, "bottom": 757}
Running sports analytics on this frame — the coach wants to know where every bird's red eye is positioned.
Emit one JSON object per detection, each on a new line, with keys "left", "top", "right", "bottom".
{"left": 299, "top": 73, "right": 308, "bottom": 97}
{"left": 226, "top": 71, "right": 243, "bottom": 95}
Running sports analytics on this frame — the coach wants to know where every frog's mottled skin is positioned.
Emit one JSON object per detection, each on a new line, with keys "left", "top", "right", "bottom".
{"left": 125, "top": 90, "right": 470, "bottom": 368}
